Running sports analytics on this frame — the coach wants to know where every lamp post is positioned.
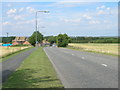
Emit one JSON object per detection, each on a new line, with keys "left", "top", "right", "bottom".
{"left": 35, "top": 10, "right": 49, "bottom": 47}
{"left": 6, "top": 32, "right": 8, "bottom": 37}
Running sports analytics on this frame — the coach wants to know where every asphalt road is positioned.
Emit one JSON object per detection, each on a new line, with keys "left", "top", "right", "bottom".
{"left": 44, "top": 47, "right": 118, "bottom": 88}
{"left": 0, "top": 48, "right": 36, "bottom": 83}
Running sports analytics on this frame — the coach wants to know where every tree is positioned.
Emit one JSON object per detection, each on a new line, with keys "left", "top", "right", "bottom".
{"left": 29, "top": 31, "right": 43, "bottom": 46}
{"left": 2, "top": 37, "right": 15, "bottom": 43}
{"left": 57, "top": 34, "right": 69, "bottom": 47}
{"left": 48, "top": 36, "right": 57, "bottom": 45}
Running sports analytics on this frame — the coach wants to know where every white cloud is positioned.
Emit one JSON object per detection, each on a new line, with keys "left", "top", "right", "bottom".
{"left": 62, "top": 18, "right": 81, "bottom": 23}
{"left": 96, "top": 5, "right": 114, "bottom": 16}
{"left": 83, "top": 14, "right": 92, "bottom": 19}
{"left": 106, "top": 7, "right": 111, "bottom": 10}
{"left": 14, "top": 15, "right": 23, "bottom": 20}
{"left": 103, "top": 20, "right": 108, "bottom": 23}
{"left": 7, "top": 9, "right": 16, "bottom": 15}
{"left": 89, "top": 20, "right": 100, "bottom": 24}
{"left": 48, "top": 2, "right": 94, "bottom": 8}
{"left": 2, "top": 21, "right": 11, "bottom": 26}
{"left": 101, "top": 5, "right": 106, "bottom": 9}
{"left": 97, "top": 10, "right": 105, "bottom": 15}
{"left": 96, "top": 5, "right": 106, "bottom": 10}
{"left": 26, "top": 7, "right": 36, "bottom": 13}
{"left": 19, "top": 8, "right": 24, "bottom": 12}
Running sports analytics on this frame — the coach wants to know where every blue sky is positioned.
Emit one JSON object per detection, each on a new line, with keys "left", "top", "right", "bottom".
{"left": 2, "top": 2, "right": 118, "bottom": 37}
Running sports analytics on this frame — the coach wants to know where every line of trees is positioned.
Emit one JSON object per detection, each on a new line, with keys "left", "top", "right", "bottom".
{"left": 0, "top": 37, "right": 15, "bottom": 43}
{"left": 1, "top": 31, "right": 119, "bottom": 47}
{"left": 70, "top": 37, "right": 119, "bottom": 43}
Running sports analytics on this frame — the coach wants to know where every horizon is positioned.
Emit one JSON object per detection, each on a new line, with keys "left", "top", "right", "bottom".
{"left": 0, "top": 35, "right": 120, "bottom": 37}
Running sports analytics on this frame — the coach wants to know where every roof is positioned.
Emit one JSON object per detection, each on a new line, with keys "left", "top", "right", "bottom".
{"left": 13, "top": 37, "right": 28, "bottom": 41}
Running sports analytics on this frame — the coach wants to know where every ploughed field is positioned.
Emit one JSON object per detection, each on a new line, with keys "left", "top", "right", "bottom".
{"left": 68, "top": 43, "right": 119, "bottom": 56}
{"left": 0, "top": 46, "right": 31, "bottom": 58}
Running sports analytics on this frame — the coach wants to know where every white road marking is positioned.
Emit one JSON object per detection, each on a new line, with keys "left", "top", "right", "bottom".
{"left": 81, "top": 57, "right": 85, "bottom": 59}
{"left": 101, "top": 64, "right": 107, "bottom": 67}
{"left": 72, "top": 54, "right": 74, "bottom": 55}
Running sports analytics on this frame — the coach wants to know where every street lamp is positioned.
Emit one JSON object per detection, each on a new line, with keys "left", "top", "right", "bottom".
{"left": 35, "top": 10, "right": 49, "bottom": 47}
{"left": 6, "top": 32, "right": 8, "bottom": 37}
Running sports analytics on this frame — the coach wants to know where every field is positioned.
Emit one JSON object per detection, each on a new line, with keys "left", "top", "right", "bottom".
{"left": 3, "top": 47, "right": 63, "bottom": 88}
{"left": 68, "top": 43, "right": 119, "bottom": 56}
{"left": 0, "top": 46, "right": 31, "bottom": 58}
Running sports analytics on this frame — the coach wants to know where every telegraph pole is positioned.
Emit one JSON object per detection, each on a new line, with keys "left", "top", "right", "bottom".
{"left": 6, "top": 32, "right": 8, "bottom": 37}
{"left": 35, "top": 10, "right": 49, "bottom": 47}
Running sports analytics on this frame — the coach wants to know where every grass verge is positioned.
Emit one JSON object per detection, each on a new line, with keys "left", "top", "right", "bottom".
{"left": 2, "top": 47, "right": 64, "bottom": 88}
{"left": 0, "top": 47, "right": 33, "bottom": 62}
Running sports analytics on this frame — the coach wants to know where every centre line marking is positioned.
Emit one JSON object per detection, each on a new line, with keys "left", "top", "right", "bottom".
{"left": 82, "top": 57, "right": 85, "bottom": 59}
{"left": 101, "top": 64, "right": 107, "bottom": 67}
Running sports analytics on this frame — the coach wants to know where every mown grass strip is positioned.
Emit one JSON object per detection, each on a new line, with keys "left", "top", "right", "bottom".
{"left": 0, "top": 47, "right": 33, "bottom": 62}
{"left": 3, "top": 47, "right": 63, "bottom": 88}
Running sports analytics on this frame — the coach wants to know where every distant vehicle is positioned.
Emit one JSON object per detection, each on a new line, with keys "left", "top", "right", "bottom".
{"left": 52, "top": 43, "right": 57, "bottom": 47}
{"left": 50, "top": 44, "right": 52, "bottom": 46}
{"left": 52, "top": 44, "right": 55, "bottom": 47}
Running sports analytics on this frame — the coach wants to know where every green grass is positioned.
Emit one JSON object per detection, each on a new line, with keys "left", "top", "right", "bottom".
{"left": 2, "top": 47, "right": 63, "bottom": 88}
{"left": 0, "top": 47, "right": 33, "bottom": 62}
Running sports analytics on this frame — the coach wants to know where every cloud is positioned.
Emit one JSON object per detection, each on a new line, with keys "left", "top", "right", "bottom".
{"left": 62, "top": 18, "right": 81, "bottom": 23}
{"left": 2, "top": 21, "right": 11, "bottom": 26}
{"left": 7, "top": 9, "right": 16, "bottom": 15}
{"left": 103, "top": 20, "right": 108, "bottom": 23}
{"left": 48, "top": 2, "right": 94, "bottom": 8}
{"left": 83, "top": 14, "right": 92, "bottom": 20}
{"left": 97, "top": 10, "right": 105, "bottom": 15}
{"left": 96, "top": 5, "right": 114, "bottom": 15}
{"left": 106, "top": 7, "right": 111, "bottom": 10}
{"left": 96, "top": 5, "right": 106, "bottom": 10}
{"left": 14, "top": 15, "right": 23, "bottom": 20}
{"left": 26, "top": 7, "right": 36, "bottom": 13}
{"left": 89, "top": 20, "right": 100, "bottom": 24}
{"left": 19, "top": 8, "right": 24, "bottom": 12}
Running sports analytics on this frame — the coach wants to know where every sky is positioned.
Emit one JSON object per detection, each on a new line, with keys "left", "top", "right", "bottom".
{"left": 1, "top": 2, "right": 118, "bottom": 37}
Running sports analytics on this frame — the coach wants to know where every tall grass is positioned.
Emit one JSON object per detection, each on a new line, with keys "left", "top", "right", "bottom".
{"left": 68, "top": 43, "right": 119, "bottom": 56}
{"left": 0, "top": 46, "right": 31, "bottom": 58}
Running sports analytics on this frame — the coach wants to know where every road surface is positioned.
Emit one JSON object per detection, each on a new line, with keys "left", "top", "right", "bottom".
{"left": 44, "top": 47, "right": 118, "bottom": 88}
{"left": 0, "top": 48, "right": 36, "bottom": 83}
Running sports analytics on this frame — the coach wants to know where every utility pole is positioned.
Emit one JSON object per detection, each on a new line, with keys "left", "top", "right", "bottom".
{"left": 6, "top": 32, "right": 8, "bottom": 37}
{"left": 35, "top": 10, "right": 49, "bottom": 47}
{"left": 36, "top": 12, "right": 38, "bottom": 47}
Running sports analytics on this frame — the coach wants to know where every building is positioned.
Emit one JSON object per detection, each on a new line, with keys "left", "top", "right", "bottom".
{"left": 12, "top": 37, "right": 31, "bottom": 45}
{"left": 42, "top": 39, "right": 50, "bottom": 46}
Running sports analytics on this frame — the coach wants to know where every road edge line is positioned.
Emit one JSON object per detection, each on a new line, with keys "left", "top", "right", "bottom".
{"left": 43, "top": 47, "right": 70, "bottom": 88}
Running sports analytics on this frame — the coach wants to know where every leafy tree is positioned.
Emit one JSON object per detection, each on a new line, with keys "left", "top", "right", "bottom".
{"left": 48, "top": 36, "right": 57, "bottom": 44}
{"left": 2, "top": 37, "right": 15, "bottom": 43}
{"left": 29, "top": 31, "right": 43, "bottom": 46}
{"left": 57, "top": 34, "right": 69, "bottom": 47}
